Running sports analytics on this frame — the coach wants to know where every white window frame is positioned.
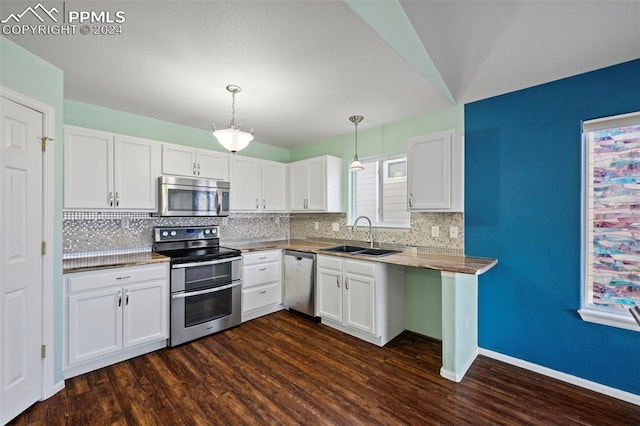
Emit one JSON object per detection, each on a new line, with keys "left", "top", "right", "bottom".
{"left": 350, "top": 154, "right": 410, "bottom": 229}
{"left": 579, "top": 111, "right": 640, "bottom": 332}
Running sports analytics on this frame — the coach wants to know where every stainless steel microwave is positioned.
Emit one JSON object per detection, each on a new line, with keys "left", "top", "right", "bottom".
{"left": 158, "top": 176, "right": 230, "bottom": 217}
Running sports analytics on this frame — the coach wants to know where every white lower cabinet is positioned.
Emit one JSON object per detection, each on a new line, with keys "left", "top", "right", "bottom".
{"left": 317, "top": 255, "right": 405, "bottom": 346}
{"left": 241, "top": 250, "right": 284, "bottom": 322}
{"left": 64, "top": 263, "right": 169, "bottom": 379}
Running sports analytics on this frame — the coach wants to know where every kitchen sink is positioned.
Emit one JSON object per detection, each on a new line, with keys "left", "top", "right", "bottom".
{"left": 320, "top": 246, "right": 400, "bottom": 257}
{"left": 320, "top": 245, "right": 365, "bottom": 253}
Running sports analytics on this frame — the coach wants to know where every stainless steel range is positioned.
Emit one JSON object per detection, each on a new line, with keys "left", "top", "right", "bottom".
{"left": 153, "top": 225, "right": 242, "bottom": 346}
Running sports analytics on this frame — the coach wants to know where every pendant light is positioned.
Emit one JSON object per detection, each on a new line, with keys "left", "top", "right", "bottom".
{"left": 349, "top": 115, "right": 364, "bottom": 171}
{"left": 212, "top": 85, "right": 254, "bottom": 153}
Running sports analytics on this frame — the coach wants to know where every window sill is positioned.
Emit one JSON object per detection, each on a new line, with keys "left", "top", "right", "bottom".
{"left": 578, "top": 308, "right": 639, "bottom": 332}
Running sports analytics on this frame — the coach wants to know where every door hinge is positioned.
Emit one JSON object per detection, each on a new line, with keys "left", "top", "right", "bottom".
{"left": 41, "top": 136, "right": 53, "bottom": 152}
{"left": 41, "top": 241, "right": 47, "bottom": 255}
{"left": 41, "top": 344, "right": 46, "bottom": 359}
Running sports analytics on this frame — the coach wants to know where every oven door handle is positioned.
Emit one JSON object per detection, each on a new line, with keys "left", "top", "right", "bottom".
{"left": 171, "top": 256, "right": 242, "bottom": 269}
{"left": 171, "top": 281, "right": 241, "bottom": 299}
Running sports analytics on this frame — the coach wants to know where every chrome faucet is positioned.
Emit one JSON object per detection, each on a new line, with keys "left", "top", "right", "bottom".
{"left": 352, "top": 215, "right": 374, "bottom": 248}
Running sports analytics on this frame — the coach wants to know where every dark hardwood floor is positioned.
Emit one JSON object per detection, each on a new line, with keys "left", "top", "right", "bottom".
{"left": 10, "top": 311, "right": 640, "bottom": 425}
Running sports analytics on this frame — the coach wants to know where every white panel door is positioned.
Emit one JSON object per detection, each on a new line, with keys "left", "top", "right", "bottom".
{"left": 67, "top": 287, "right": 122, "bottom": 365}
{"left": 122, "top": 280, "right": 168, "bottom": 348}
{"left": 197, "top": 150, "right": 229, "bottom": 180}
{"left": 63, "top": 127, "right": 112, "bottom": 208}
{"left": 229, "top": 156, "right": 260, "bottom": 211}
{"left": 114, "top": 135, "right": 160, "bottom": 210}
{"left": 344, "top": 273, "right": 376, "bottom": 336}
{"left": 289, "top": 162, "right": 308, "bottom": 211}
{"left": 307, "top": 157, "right": 326, "bottom": 211}
{"left": 407, "top": 131, "right": 451, "bottom": 210}
{"left": 317, "top": 268, "right": 342, "bottom": 322}
{"left": 261, "top": 161, "right": 287, "bottom": 211}
{"left": 161, "top": 144, "right": 196, "bottom": 176}
{"left": 0, "top": 97, "right": 43, "bottom": 424}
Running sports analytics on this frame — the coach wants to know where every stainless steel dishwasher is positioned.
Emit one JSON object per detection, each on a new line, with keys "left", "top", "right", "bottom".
{"left": 284, "top": 250, "right": 317, "bottom": 317}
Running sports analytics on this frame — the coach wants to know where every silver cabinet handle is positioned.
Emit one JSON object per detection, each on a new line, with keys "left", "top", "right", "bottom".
{"left": 197, "top": 163, "right": 201, "bottom": 176}
{"left": 108, "top": 192, "right": 114, "bottom": 206}
{"left": 259, "top": 267, "right": 267, "bottom": 271}
{"left": 259, "top": 290, "right": 267, "bottom": 295}
{"left": 125, "top": 289, "right": 129, "bottom": 305}
{"left": 117, "top": 290, "right": 122, "bottom": 307}
{"left": 263, "top": 199, "right": 266, "bottom": 210}
{"left": 409, "top": 193, "right": 413, "bottom": 208}
{"left": 115, "top": 192, "right": 120, "bottom": 207}
{"left": 336, "top": 275, "right": 340, "bottom": 288}
{"left": 193, "top": 162, "right": 197, "bottom": 175}
{"left": 258, "top": 256, "right": 267, "bottom": 260}
{"left": 256, "top": 198, "right": 259, "bottom": 210}
{"left": 116, "top": 275, "right": 130, "bottom": 280}
{"left": 345, "top": 278, "right": 349, "bottom": 290}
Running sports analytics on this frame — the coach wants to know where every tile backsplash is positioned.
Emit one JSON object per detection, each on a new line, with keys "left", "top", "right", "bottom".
{"left": 63, "top": 211, "right": 462, "bottom": 256}
{"left": 63, "top": 211, "right": 289, "bottom": 256}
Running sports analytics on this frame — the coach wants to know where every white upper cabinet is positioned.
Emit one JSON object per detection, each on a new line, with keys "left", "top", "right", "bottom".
{"left": 161, "top": 143, "right": 229, "bottom": 181}
{"left": 260, "top": 160, "right": 288, "bottom": 212}
{"left": 229, "top": 157, "right": 288, "bottom": 212}
{"left": 64, "top": 126, "right": 160, "bottom": 211}
{"left": 407, "top": 130, "right": 464, "bottom": 212}
{"left": 229, "top": 156, "right": 261, "bottom": 211}
{"left": 289, "top": 155, "right": 342, "bottom": 212}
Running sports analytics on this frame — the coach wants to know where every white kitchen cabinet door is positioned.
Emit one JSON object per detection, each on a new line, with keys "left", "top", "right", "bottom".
{"left": 161, "top": 144, "right": 197, "bottom": 177}
{"left": 229, "top": 156, "right": 261, "bottom": 211}
{"left": 307, "top": 157, "right": 327, "bottom": 211}
{"left": 64, "top": 127, "right": 113, "bottom": 209}
{"left": 261, "top": 160, "right": 287, "bottom": 211}
{"left": 407, "top": 130, "right": 463, "bottom": 211}
{"left": 122, "top": 280, "right": 168, "bottom": 348}
{"left": 197, "top": 150, "right": 229, "bottom": 180}
{"left": 67, "top": 287, "right": 122, "bottom": 365}
{"left": 114, "top": 135, "right": 160, "bottom": 210}
{"left": 317, "top": 267, "right": 342, "bottom": 322}
{"left": 343, "top": 273, "right": 376, "bottom": 336}
{"left": 289, "top": 161, "right": 309, "bottom": 211}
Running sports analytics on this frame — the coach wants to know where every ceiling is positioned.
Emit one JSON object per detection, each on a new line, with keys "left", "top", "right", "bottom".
{"left": 4, "top": 0, "right": 639, "bottom": 149}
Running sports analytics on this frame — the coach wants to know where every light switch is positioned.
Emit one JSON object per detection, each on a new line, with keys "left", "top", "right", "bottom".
{"left": 314, "top": 222, "right": 319, "bottom": 230}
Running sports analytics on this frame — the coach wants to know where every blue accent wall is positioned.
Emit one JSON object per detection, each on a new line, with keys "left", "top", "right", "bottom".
{"left": 465, "top": 59, "right": 640, "bottom": 395}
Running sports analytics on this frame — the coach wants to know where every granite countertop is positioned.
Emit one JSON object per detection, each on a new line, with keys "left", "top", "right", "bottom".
{"left": 232, "top": 239, "right": 497, "bottom": 275}
{"left": 63, "top": 252, "right": 170, "bottom": 274}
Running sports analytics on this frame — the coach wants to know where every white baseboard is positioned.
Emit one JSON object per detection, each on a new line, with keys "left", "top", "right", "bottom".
{"left": 479, "top": 348, "right": 640, "bottom": 406}
{"left": 440, "top": 348, "right": 479, "bottom": 382}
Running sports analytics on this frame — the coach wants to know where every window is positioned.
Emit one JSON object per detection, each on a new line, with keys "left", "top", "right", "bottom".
{"left": 580, "top": 112, "right": 640, "bottom": 331}
{"left": 351, "top": 156, "right": 410, "bottom": 228}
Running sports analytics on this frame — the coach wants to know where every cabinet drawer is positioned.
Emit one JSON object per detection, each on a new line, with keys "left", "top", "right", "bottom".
{"left": 242, "top": 283, "right": 281, "bottom": 312}
{"left": 243, "top": 262, "right": 281, "bottom": 288}
{"left": 317, "top": 254, "right": 342, "bottom": 271}
{"left": 344, "top": 259, "right": 375, "bottom": 277}
{"left": 242, "top": 250, "right": 281, "bottom": 266}
{"left": 66, "top": 263, "right": 168, "bottom": 293}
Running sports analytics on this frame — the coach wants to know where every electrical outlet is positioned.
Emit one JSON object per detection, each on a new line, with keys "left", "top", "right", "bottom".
{"left": 431, "top": 225, "right": 439, "bottom": 237}
{"left": 120, "top": 216, "right": 129, "bottom": 229}
{"left": 222, "top": 217, "right": 228, "bottom": 225}
{"left": 332, "top": 223, "right": 339, "bottom": 232}
{"left": 450, "top": 226, "right": 459, "bottom": 238}
{"left": 314, "top": 222, "right": 319, "bottom": 230}
{"left": 275, "top": 217, "right": 280, "bottom": 224}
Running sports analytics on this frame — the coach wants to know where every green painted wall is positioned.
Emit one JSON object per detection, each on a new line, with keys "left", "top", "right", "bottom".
{"left": 290, "top": 105, "right": 463, "bottom": 338}
{"left": 0, "top": 36, "right": 65, "bottom": 384}
{"left": 64, "top": 99, "right": 290, "bottom": 163}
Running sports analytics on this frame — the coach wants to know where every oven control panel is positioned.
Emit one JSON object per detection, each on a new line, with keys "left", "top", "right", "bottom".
{"left": 154, "top": 226, "right": 219, "bottom": 242}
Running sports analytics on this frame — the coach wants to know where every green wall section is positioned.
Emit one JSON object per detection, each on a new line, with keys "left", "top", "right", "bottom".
{"left": 0, "top": 36, "right": 65, "bottom": 384}
{"left": 64, "top": 99, "right": 290, "bottom": 163}
{"left": 405, "top": 268, "right": 443, "bottom": 339}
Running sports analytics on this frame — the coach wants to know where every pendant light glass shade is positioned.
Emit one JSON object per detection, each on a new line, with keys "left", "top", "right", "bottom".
{"left": 212, "top": 85, "right": 254, "bottom": 153}
{"left": 349, "top": 115, "right": 364, "bottom": 171}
